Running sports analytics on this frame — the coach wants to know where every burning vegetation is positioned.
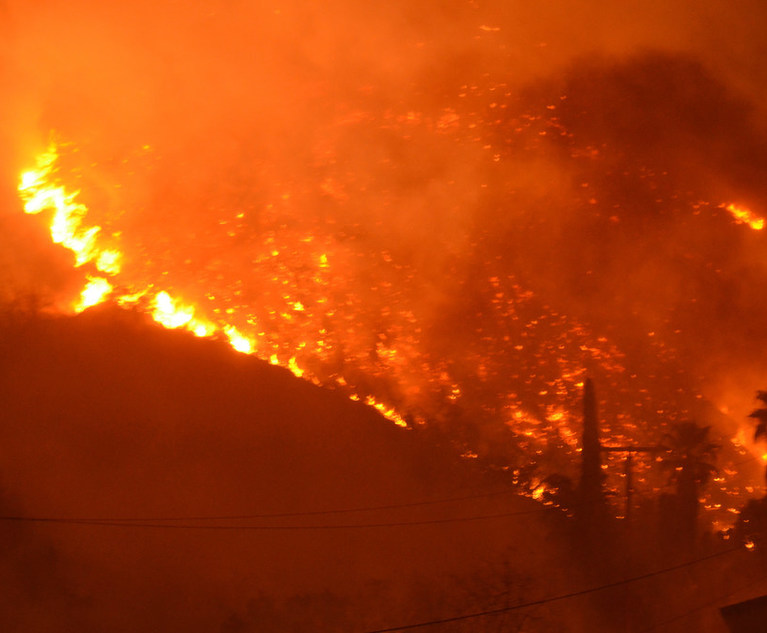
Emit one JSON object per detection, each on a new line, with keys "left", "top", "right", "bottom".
{"left": 10, "top": 115, "right": 760, "bottom": 526}
{"left": 3, "top": 1, "right": 767, "bottom": 631}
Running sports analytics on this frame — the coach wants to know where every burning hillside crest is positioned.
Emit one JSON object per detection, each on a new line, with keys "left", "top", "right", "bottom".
{"left": 18, "top": 139, "right": 411, "bottom": 428}
{"left": 15, "top": 134, "right": 767, "bottom": 528}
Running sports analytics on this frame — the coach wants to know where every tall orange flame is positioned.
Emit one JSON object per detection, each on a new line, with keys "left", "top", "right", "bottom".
{"left": 18, "top": 140, "right": 407, "bottom": 429}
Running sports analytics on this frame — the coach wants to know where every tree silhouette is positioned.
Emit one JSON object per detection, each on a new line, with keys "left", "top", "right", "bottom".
{"left": 659, "top": 421, "right": 719, "bottom": 547}
{"left": 748, "top": 390, "right": 767, "bottom": 488}
{"left": 731, "top": 391, "right": 767, "bottom": 551}
{"left": 661, "top": 422, "right": 718, "bottom": 495}
{"left": 578, "top": 378, "right": 605, "bottom": 508}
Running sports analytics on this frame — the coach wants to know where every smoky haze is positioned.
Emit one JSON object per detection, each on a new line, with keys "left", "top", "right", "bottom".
{"left": 1, "top": 0, "right": 767, "bottom": 473}
{"left": 2, "top": 0, "right": 767, "bottom": 417}
{"left": 2, "top": 1, "right": 767, "bottom": 629}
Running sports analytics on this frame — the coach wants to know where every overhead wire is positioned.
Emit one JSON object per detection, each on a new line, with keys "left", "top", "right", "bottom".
{"left": 0, "top": 485, "right": 523, "bottom": 523}
{"left": 0, "top": 454, "right": 757, "bottom": 528}
{"left": 358, "top": 546, "right": 744, "bottom": 632}
{"left": 1, "top": 412, "right": 759, "bottom": 525}
{"left": 636, "top": 572, "right": 767, "bottom": 632}
{"left": 0, "top": 503, "right": 559, "bottom": 531}
{"left": 0, "top": 430, "right": 759, "bottom": 530}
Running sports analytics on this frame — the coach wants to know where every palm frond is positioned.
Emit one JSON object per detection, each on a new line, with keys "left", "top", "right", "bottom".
{"left": 749, "top": 404, "right": 767, "bottom": 442}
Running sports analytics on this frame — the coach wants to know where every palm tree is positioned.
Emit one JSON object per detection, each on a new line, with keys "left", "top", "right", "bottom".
{"left": 747, "top": 390, "right": 767, "bottom": 487}
{"left": 728, "top": 391, "right": 767, "bottom": 552}
{"left": 661, "top": 422, "right": 719, "bottom": 492}
{"left": 660, "top": 421, "right": 719, "bottom": 545}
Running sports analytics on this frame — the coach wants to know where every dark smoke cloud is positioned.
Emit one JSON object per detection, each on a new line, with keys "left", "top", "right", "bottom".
{"left": 515, "top": 52, "right": 767, "bottom": 416}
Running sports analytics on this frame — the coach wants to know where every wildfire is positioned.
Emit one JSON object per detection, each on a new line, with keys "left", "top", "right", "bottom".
{"left": 20, "top": 147, "right": 123, "bottom": 271}
{"left": 152, "top": 291, "right": 216, "bottom": 338}
{"left": 16, "top": 140, "right": 417, "bottom": 428}
{"left": 723, "top": 203, "right": 764, "bottom": 230}
{"left": 76, "top": 276, "right": 113, "bottom": 313}
{"left": 15, "top": 137, "right": 761, "bottom": 527}
{"left": 364, "top": 395, "right": 408, "bottom": 428}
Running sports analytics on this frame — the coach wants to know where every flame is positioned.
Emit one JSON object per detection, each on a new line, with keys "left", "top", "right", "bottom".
{"left": 20, "top": 148, "right": 122, "bottom": 272}
{"left": 733, "top": 427, "right": 767, "bottom": 466}
{"left": 724, "top": 203, "right": 764, "bottom": 230}
{"left": 15, "top": 140, "right": 410, "bottom": 428}
{"left": 364, "top": 395, "right": 408, "bottom": 428}
{"left": 15, "top": 138, "right": 764, "bottom": 524}
{"left": 152, "top": 291, "right": 217, "bottom": 338}
{"left": 18, "top": 143, "right": 257, "bottom": 357}
{"left": 224, "top": 326, "right": 256, "bottom": 354}
{"left": 76, "top": 276, "right": 113, "bottom": 313}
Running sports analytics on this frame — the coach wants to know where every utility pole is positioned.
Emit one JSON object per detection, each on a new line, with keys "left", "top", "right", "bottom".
{"left": 578, "top": 378, "right": 605, "bottom": 508}
{"left": 600, "top": 445, "right": 664, "bottom": 521}
{"left": 578, "top": 378, "right": 663, "bottom": 521}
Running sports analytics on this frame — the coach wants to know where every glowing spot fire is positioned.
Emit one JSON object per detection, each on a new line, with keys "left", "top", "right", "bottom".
{"left": 76, "top": 276, "right": 113, "bottom": 313}
{"left": 224, "top": 326, "right": 255, "bottom": 354}
{"left": 724, "top": 203, "right": 764, "bottom": 230}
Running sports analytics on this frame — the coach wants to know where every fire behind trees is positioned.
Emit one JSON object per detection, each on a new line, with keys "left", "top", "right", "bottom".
{"left": 0, "top": 307, "right": 764, "bottom": 632}
{"left": 3, "top": 1, "right": 767, "bottom": 629}
{"left": 5, "top": 0, "right": 767, "bottom": 543}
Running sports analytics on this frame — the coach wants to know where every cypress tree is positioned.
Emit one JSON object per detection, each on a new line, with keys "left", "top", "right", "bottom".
{"left": 579, "top": 378, "right": 604, "bottom": 502}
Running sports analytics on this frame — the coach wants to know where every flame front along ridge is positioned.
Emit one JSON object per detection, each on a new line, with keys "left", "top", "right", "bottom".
{"left": 17, "top": 140, "right": 407, "bottom": 428}
{"left": 16, "top": 138, "right": 764, "bottom": 523}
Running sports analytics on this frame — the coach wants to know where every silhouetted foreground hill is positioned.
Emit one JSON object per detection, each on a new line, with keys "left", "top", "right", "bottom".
{"left": 0, "top": 308, "right": 557, "bottom": 633}
{"left": 0, "top": 306, "right": 466, "bottom": 515}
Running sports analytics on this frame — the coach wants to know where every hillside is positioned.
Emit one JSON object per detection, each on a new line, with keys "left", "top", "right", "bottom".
{"left": 0, "top": 308, "right": 560, "bottom": 632}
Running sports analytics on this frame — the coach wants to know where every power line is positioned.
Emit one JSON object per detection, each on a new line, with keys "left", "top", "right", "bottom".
{"left": 0, "top": 504, "right": 559, "bottom": 531}
{"left": 636, "top": 572, "right": 767, "bottom": 632}
{"left": 1, "top": 450, "right": 757, "bottom": 528}
{"left": 2, "top": 486, "right": 522, "bottom": 523}
{"left": 359, "top": 546, "right": 743, "bottom": 632}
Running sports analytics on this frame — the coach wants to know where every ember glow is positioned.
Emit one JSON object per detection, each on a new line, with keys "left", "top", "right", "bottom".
{"left": 18, "top": 140, "right": 416, "bottom": 426}
{"left": 723, "top": 203, "right": 764, "bottom": 231}
{"left": 14, "top": 135, "right": 763, "bottom": 521}
{"left": 5, "top": 2, "right": 767, "bottom": 630}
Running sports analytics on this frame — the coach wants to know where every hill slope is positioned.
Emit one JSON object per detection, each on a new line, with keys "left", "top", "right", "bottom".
{"left": 0, "top": 308, "right": 557, "bottom": 632}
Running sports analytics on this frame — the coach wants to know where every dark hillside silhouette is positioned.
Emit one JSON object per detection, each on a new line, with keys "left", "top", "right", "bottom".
{"left": 0, "top": 307, "right": 563, "bottom": 633}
